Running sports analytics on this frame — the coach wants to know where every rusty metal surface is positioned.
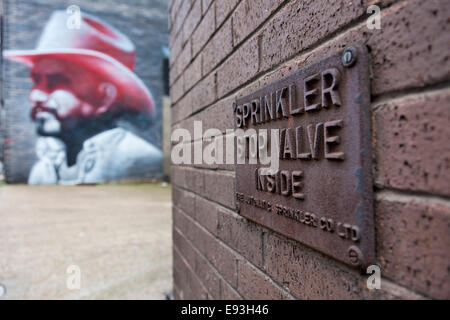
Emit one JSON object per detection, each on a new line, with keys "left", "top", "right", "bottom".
{"left": 234, "top": 45, "right": 374, "bottom": 268}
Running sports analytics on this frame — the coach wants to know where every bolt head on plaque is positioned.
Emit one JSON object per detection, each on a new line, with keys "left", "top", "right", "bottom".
{"left": 348, "top": 246, "right": 364, "bottom": 266}
{"left": 342, "top": 47, "right": 357, "bottom": 68}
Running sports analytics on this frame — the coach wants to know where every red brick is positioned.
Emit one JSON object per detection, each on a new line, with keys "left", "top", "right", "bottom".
{"left": 170, "top": 41, "right": 192, "bottom": 86}
{"left": 174, "top": 227, "right": 221, "bottom": 299}
{"left": 170, "top": 0, "right": 183, "bottom": 17}
{"left": 173, "top": 206, "right": 203, "bottom": 252}
{"left": 202, "top": 18, "right": 233, "bottom": 75}
{"left": 172, "top": 206, "right": 188, "bottom": 236}
{"left": 171, "top": 95, "right": 234, "bottom": 147}
{"left": 207, "top": 238, "right": 240, "bottom": 289}
{"left": 173, "top": 103, "right": 219, "bottom": 141}
{"left": 169, "top": 66, "right": 177, "bottom": 87}
{"left": 376, "top": 192, "right": 450, "bottom": 299}
{"left": 168, "top": 11, "right": 172, "bottom": 32}
{"left": 173, "top": 264, "right": 185, "bottom": 299}
{"left": 173, "top": 285, "right": 181, "bottom": 300}
{"left": 171, "top": 116, "right": 193, "bottom": 138}
{"left": 169, "top": 1, "right": 188, "bottom": 46}
{"left": 192, "top": 5, "right": 216, "bottom": 56}
{"left": 169, "top": 0, "right": 180, "bottom": 13}
{"left": 232, "top": 58, "right": 299, "bottom": 99}
{"left": 203, "top": 170, "right": 235, "bottom": 208}
{"left": 173, "top": 206, "right": 239, "bottom": 288}
{"left": 172, "top": 0, "right": 192, "bottom": 37}
{"left": 171, "top": 94, "right": 191, "bottom": 123}
{"left": 220, "top": 279, "right": 242, "bottom": 300}
{"left": 192, "top": 138, "right": 219, "bottom": 170}
{"left": 202, "top": 126, "right": 234, "bottom": 160}
{"left": 173, "top": 248, "right": 190, "bottom": 299}
{"left": 202, "top": 0, "right": 214, "bottom": 15}
{"left": 170, "top": 75, "right": 184, "bottom": 103}
{"left": 237, "top": 260, "right": 293, "bottom": 300}
{"left": 194, "top": 95, "right": 235, "bottom": 135}
{"left": 171, "top": 165, "right": 186, "bottom": 188}
{"left": 193, "top": 136, "right": 235, "bottom": 172}
{"left": 169, "top": 0, "right": 183, "bottom": 34}
{"left": 215, "top": 133, "right": 236, "bottom": 172}
{"left": 174, "top": 135, "right": 234, "bottom": 172}
{"left": 216, "top": 0, "right": 239, "bottom": 27}
{"left": 191, "top": 72, "right": 217, "bottom": 113}
{"left": 264, "top": 231, "right": 426, "bottom": 299}
{"left": 184, "top": 56, "right": 202, "bottom": 92}
{"left": 260, "top": 0, "right": 450, "bottom": 95}
{"left": 375, "top": 280, "right": 428, "bottom": 300}
{"left": 174, "top": 225, "right": 197, "bottom": 269}
{"left": 232, "top": 0, "right": 284, "bottom": 46}
{"left": 194, "top": 255, "right": 221, "bottom": 300}
{"left": 368, "top": 0, "right": 450, "bottom": 95}
{"left": 169, "top": 31, "right": 183, "bottom": 67}
{"left": 195, "top": 196, "right": 219, "bottom": 235}
{"left": 171, "top": 0, "right": 448, "bottom": 301}
{"left": 374, "top": 90, "right": 450, "bottom": 197}
{"left": 216, "top": 36, "right": 259, "bottom": 98}
{"left": 260, "top": 0, "right": 368, "bottom": 71}
{"left": 173, "top": 246, "right": 209, "bottom": 299}
{"left": 173, "top": 186, "right": 196, "bottom": 217}
{"left": 217, "top": 208, "right": 264, "bottom": 268}
{"left": 183, "top": 0, "right": 202, "bottom": 44}
{"left": 185, "top": 167, "right": 204, "bottom": 195}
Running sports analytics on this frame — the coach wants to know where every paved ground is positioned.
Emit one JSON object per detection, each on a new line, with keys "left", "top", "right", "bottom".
{"left": 0, "top": 184, "right": 172, "bottom": 300}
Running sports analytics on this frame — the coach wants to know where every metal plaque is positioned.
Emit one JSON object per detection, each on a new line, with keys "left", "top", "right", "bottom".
{"left": 233, "top": 45, "right": 374, "bottom": 268}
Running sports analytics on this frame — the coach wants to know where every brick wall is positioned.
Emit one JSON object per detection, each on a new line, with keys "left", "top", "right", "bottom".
{"left": 0, "top": 1, "right": 4, "bottom": 168}
{"left": 170, "top": 0, "right": 449, "bottom": 299}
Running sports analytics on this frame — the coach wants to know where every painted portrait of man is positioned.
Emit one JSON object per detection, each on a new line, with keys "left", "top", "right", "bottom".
{"left": 4, "top": 11, "right": 162, "bottom": 184}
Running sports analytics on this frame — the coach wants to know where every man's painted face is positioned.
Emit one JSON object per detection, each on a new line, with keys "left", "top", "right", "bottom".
{"left": 29, "top": 58, "right": 112, "bottom": 136}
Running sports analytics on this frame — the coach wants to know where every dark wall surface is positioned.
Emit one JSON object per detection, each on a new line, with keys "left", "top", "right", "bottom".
{"left": 1, "top": 0, "right": 168, "bottom": 183}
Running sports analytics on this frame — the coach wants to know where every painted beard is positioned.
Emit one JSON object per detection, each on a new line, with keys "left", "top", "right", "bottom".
{"left": 35, "top": 110, "right": 61, "bottom": 136}
{"left": 31, "top": 89, "right": 88, "bottom": 136}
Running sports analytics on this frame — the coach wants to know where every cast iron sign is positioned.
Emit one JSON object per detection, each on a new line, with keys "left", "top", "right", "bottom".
{"left": 233, "top": 46, "right": 374, "bottom": 268}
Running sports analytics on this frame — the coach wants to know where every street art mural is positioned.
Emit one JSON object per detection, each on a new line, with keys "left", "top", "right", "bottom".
{"left": 4, "top": 11, "right": 163, "bottom": 184}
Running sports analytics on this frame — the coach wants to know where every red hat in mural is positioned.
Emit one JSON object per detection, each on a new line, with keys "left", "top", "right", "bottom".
{"left": 3, "top": 11, "right": 155, "bottom": 115}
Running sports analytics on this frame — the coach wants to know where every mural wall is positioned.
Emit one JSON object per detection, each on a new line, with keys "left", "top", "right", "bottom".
{"left": 1, "top": 0, "right": 168, "bottom": 184}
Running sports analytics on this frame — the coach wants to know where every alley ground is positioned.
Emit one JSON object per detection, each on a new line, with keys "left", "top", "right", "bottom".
{"left": 0, "top": 184, "right": 172, "bottom": 299}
